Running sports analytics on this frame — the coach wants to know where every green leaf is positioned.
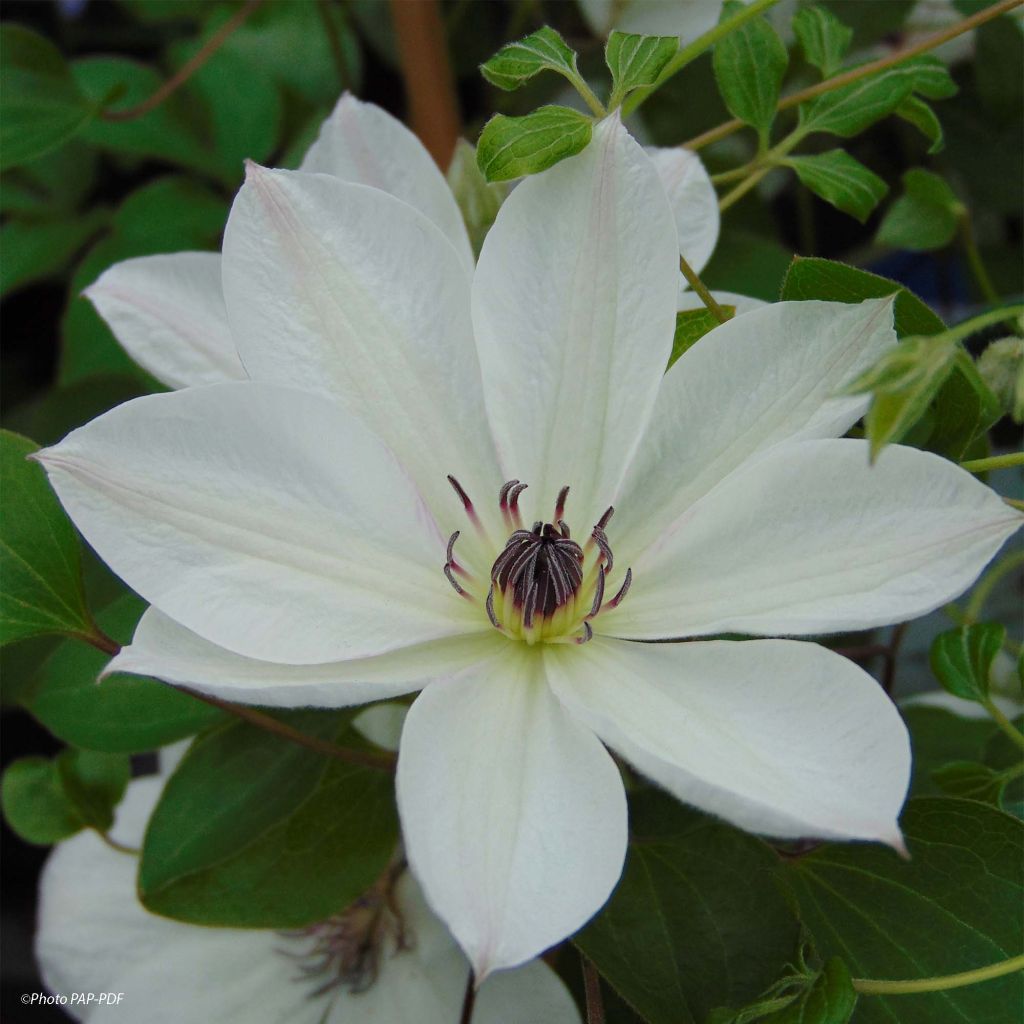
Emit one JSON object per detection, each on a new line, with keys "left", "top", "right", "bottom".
{"left": 0, "top": 25, "right": 98, "bottom": 171}
{"left": 446, "top": 138, "right": 508, "bottom": 257}
{"left": 140, "top": 714, "right": 398, "bottom": 927}
{"left": 28, "top": 595, "right": 224, "bottom": 753}
{"left": 668, "top": 306, "right": 735, "bottom": 368}
{"left": 931, "top": 760, "right": 1006, "bottom": 805}
{"left": 931, "top": 623, "right": 1005, "bottom": 704}
{"left": 876, "top": 168, "right": 963, "bottom": 252}
{"left": 783, "top": 798, "right": 1023, "bottom": 1024}
{"left": 793, "top": 5, "right": 853, "bottom": 79}
{"left": 780, "top": 257, "right": 945, "bottom": 337}
{"left": 606, "top": 32, "right": 678, "bottom": 106}
{"left": 55, "top": 748, "right": 130, "bottom": 832}
{"left": 705, "top": 229, "right": 792, "bottom": 301}
{"left": 926, "top": 350, "right": 1003, "bottom": 460}
{"left": 903, "top": 54, "right": 958, "bottom": 101}
{"left": 481, "top": 26, "right": 582, "bottom": 91}
{"left": 761, "top": 958, "right": 857, "bottom": 1024}
{"left": 786, "top": 150, "right": 888, "bottom": 222}
{"left": 712, "top": 0, "right": 788, "bottom": 137}
{"left": 476, "top": 105, "right": 593, "bottom": 183}
{"left": 1, "top": 747, "right": 128, "bottom": 844}
{"left": 1, "top": 755, "right": 83, "bottom": 844}
{"left": 0, "top": 208, "right": 109, "bottom": 299}
{"left": 895, "top": 95, "right": 945, "bottom": 154}
{"left": 72, "top": 57, "right": 219, "bottom": 178}
{"left": 798, "top": 66, "right": 916, "bottom": 138}
{"left": 0, "top": 431, "right": 94, "bottom": 646}
{"left": 575, "top": 790, "right": 800, "bottom": 1024}
{"left": 0, "top": 139, "right": 98, "bottom": 217}
{"left": 903, "top": 705, "right": 999, "bottom": 797}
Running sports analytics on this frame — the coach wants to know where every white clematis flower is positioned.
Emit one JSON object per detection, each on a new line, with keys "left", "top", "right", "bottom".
{"left": 36, "top": 773, "right": 580, "bottom": 1024}
{"left": 37, "top": 97, "right": 1022, "bottom": 981}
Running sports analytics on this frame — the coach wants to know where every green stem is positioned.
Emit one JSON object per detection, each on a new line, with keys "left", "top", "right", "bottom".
{"left": 982, "top": 698, "right": 1024, "bottom": 754}
{"left": 678, "top": 254, "right": 729, "bottom": 323}
{"left": 316, "top": 0, "right": 351, "bottom": 90}
{"left": 958, "top": 212, "right": 1001, "bottom": 306}
{"left": 684, "top": 0, "right": 1023, "bottom": 151}
{"left": 1006, "top": 498, "right": 1024, "bottom": 512}
{"left": 574, "top": 75, "right": 608, "bottom": 118}
{"left": 96, "top": 830, "right": 139, "bottom": 855}
{"left": 961, "top": 452, "right": 1024, "bottom": 473}
{"left": 964, "top": 549, "right": 1024, "bottom": 623}
{"left": 942, "top": 304, "right": 1024, "bottom": 347}
{"left": 718, "top": 130, "right": 805, "bottom": 213}
{"left": 854, "top": 953, "right": 1024, "bottom": 996}
{"left": 620, "top": 0, "right": 782, "bottom": 116}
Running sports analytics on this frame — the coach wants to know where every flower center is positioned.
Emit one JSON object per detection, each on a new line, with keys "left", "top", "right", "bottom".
{"left": 444, "top": 477, "right": 632, "bottom": 645}
{"left": 279, "top": 864, "right": 409, "bottom": 998}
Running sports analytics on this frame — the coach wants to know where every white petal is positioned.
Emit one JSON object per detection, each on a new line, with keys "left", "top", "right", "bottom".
{"left": 579, "top": 0, "right": 722, "bottom": 41}
{"left": 397, "top": 645, "right": 627, "bottom": 979}
{"left": 300, "top": 93, "right": 473, "bottom": 271}
{"left": 607, "top": 439, "right": 1023, "bottom": 640}
{"left": 677, "top": 287, "right": 766, "bottom": 317}
{"left": 546, "top": 636, "right": 909, "bottom": 845}
{"left": 85, "top": 252, "right": 245, "bottom": 389}
{"left": 614, "top": 298, "right": 897, "bottom": 563}
{"left": 647, "top": 146, "right": 719, "bottom": 274}
{"left": 110, "top": 607, "right": 504, "bottom": 709}
{"left": 901, "top": 689, "right": 1024, "bottom": 722}
{"left": 222, "top": 164, "right": 500, "bottom": 532}
{"left": 327, "top": 874, "right": 581, "bottom": 1024}
{"left": 37, "top": 383, "right": 483, "bottom": 665}
{"left": 472, "top": 115, "right": 679, "bottom": 527}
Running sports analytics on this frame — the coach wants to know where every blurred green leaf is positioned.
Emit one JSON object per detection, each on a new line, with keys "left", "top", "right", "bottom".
{"left": 0, "top": 25, "right": 98, "bottom": 171}
{"left": 902, "top": 55, "right": 958, "bottom": 101}
{"left": 786, "top": 150, "right": 888, "bottom": 222}
{"left": 0, "top": 430, "right": 94, "bottom": 646}
{"left": 669, "top": 306, "right": 735, "bottom": 368}
{"left": 931, "top": 760, "right": 1006, "bottom": 805}
{"left": 895, "top": 95, "right": 944, "bottom": 154}
{"left": 798, "top": 66, "right": 915, "bottom": 138}
{"left": 446, "top": 139, "right": 508, "bottom": 257}
{"left": 704, "top": 229, "right": 792, "bottom": 301}
{"left": 974, "top": 15, "right": 1023, "bottom": 121}
{"left": 140, "top": 714, "right": 398, "bottom": 926}
{"left": 783, "top": 798, "right": 1023, "bottom": 1024}
{"left": 876, "top": 168, "right": 962, "bottom": 252}
{"left": 575, "top": 790, "right": 800, "bottom": 1024}
{"left": 713, "top": 0, "right": 788, "bottom": 138}
{"left": 0, "top": 140, "right": 98, "bottom": 216}
{"left": 902, "top": 706, "right": 996, "bottom": 797}
{"left": 482, "top": 26, "right": 581, "bottom": 91}
{"left": 931, "top": 623, "right": 1005, "bottom": 705}
{"left": 55, "top": 747, "right": 130, "bottom": 833}
{"left": 927, "top": 350, "right": 1003, "bottom": 461}
{"left": 2, "top": 755, "right": 83, "bottom": 844}
{"left": 216, "top": 0, "right": 361, "bottom": 104}
{"left": 793, "top": 5, "right": 853, "bottom": 79}
{"left": 605, "top": 32, "right": 678, "bottom": 106}
{"left": 29, "top": 595, "right": 225, "bottom": 753}
{"left": 477, "top": 106, "right": 593, "bottom": 183}
{"left": 0, "top": 208, "right": 109, "bottom": 299}
{"left": 72, "top": 57, "right": 218, "bottom": 177}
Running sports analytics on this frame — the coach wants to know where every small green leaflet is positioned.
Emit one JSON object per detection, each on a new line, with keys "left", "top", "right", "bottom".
{"left": 0, "top": 25, "right": 101, "bottom": 171}
{"left": 895, "top": 95, "right": 944, "bottom": 154}
{"left": 669, "top": 306, "right": 735, "bottom": 368}
{"left": 481, "top": 26, "right": 581, "bottom": 91}
{"left": 605, "top": 32, "right": 677, "bottom": 107}
{"left": 1, "top": 748, "right": 129, "bottom": 845}
{"left": 931, "top": 761, "right": 1007, "bottom": 806}
{"left": 713, "top": 0, "right": 788, "bottom": 138}
{"left": 793, "top": 5, "right": 853, "bottom": 79}
{"left": 785, "top": 150, "right": 887, "bottom": 223}
{"left": 876, "top": 168, "right": 963, "bottom": 252}
{"left": 902, "top": 54, "right": 957, "bottom": 101}
{"left": 798, "top": 66, "right": 916, "bottom": 138}
{"left": 476, "top": 105, "right": 592, "bottom": 183}
{"left": 930, "top": 623, "right": 1005, "bottom": 704}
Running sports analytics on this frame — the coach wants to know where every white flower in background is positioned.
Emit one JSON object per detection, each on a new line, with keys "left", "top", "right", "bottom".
{"left": 903, "top": 648, "right": 1024, "bottom": 721}
{"left": 36, "top": 773, "right": 580, "bottom": 1023}
{"left": 578, "top": 0, "right": 723, "bottom": 44}
{"left": 36, "top": 93, "right": 1022, "bottom": 981}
